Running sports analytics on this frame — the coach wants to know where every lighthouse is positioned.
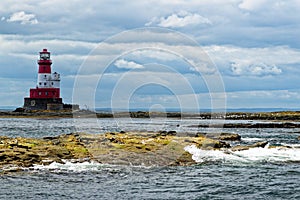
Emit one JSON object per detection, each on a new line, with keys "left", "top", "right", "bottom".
{"left": 24, "top": 49, "right": 63, "bottom": 110}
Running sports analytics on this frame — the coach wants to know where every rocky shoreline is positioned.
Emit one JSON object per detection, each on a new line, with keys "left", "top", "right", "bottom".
{"left": 2, "top": 110, "right": 300, "bottom": 130}
{"left": 2, "top": 110, "right": 300, "bottom": 120}
{"left": 1, "top": 130, "right": 294, "bottom": 174}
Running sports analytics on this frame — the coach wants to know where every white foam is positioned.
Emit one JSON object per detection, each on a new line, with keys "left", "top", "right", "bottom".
{"left": 184, "top": 145, "right": 300, "bottom": 164}
{"left": 242, "top": 137, "right": 264, "bottom": 142}
{"left": 32, "top": 160, "right": 105, "bottom": 172}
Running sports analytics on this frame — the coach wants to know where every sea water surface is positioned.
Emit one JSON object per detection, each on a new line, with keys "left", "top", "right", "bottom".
{"left": 0, "top": 117, "right": 300, "bottom": 199}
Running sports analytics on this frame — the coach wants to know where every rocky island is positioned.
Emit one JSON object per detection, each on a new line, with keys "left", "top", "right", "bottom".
{"left": 0, "top": 130, "right": 276, "bottom": 174}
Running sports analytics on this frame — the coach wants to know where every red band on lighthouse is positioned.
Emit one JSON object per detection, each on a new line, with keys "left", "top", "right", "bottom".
{"left": 38, "top": 65, "right": 51, "bottom": 73}
{"left": 38, "top": 49, "right": 52, "bottom": 73}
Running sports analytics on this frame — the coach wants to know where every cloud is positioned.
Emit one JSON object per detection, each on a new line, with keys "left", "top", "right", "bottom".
{"left": 146, "top": 11, "right": 211, "bottom": 28}
{"left": 114, "top": 59, "right": 144, "bottom": 69}
{"left": 6, "top": 11, "right": 38, "bottom": 25}
{"left": 238, "top": 0, "right": 269, "bottom": 11}
{"left": 226, "top": 89, "right": 300, "bottom": 108}
{"left": 231, "top": 62, "right": 282, "bottom": 76}
{"left": 204, "top": 45, "right": 300, "bottom": 76}
{"left": 131, "top": 49, "right": 178, "bottom": 61}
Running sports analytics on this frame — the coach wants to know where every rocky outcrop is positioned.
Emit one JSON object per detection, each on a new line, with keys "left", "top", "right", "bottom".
{"left": 0, "top": 132, "right": 235, "bottom": 171}
{"left": 0, "top": 133, "right": 90, "bottom": 169}
{"left": 231, "top": 141, "right": 269, "bottom": 151}
{"left": 2, "top": 131, "right": 292, "bottom": 173}
{"left": 196, "top": 132, "right": 241, "bottom": 141}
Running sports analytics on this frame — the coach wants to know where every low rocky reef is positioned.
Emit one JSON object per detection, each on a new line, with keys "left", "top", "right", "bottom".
{"left": 192, "top": 122, "right": 300, "bottom": 128}
{"left": 2, "top": 110, "right": 300, "bottom": 121}
{"left": 0, "top": 131, "right": 288, "bottom": 173}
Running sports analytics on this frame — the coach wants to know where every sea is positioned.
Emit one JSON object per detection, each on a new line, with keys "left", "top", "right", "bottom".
{"left": 0, "top": 116, "right": 300, "bottom": 200}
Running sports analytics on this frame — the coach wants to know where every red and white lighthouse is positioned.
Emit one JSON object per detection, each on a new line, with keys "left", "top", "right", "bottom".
{"left": 30, "top": 49, "right": 60, "bottom": 98}
{"left": 24, "top": 49, "right": 63, "bottom": 110}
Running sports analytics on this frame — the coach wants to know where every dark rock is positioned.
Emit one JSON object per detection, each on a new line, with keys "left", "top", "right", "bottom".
{"left": 230, "top": 145, "right": 250, "bottom": 151}
{"left": 201, "top": 139, "right": 231, "bottom": 149}
{"left": 167, "top": 131, "right": 177, "bottom": 136}
{"left": 231, "top": 141, "right": 268, "bottom": 151}
{"left": 15, "top": 144, "right": 31, "bottom": 150}
{"left": 218, "top": 133, "right": 241, "bottom": 141}
{"left": 157, "top": 130, "right": 177, "bottom": 136}
{"left": 171, "top": 152, "right": 196, "bottom": 166}
{"left": 215, "top": 141, "right": 231, "bottom": 148}
{"left": 43, "top": 136, "right": 59, "bottom": 140}
{"left": 13, "top": 107, "right": 25, "bottom": 112}
{"left": 195, "top": 132, "right": 206, "bottom": 137}
{"left": 158, "top": 130, "right": 167, "bottom": 136}
{"left": 250, "top": 141, "right": 269, "bottom": 148}
{"left": 201, "top": 132, "right": 241, "bottom": 141}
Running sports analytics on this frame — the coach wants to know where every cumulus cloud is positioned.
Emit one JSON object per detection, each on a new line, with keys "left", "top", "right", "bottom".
{"left": 146, "top": 11, "right": 211, "bottom": 28}
{"left": 204, "top": 45, "right": 300, "bottom": 77}
{"left": 114, "top": 59, "right": 144, "bottom": 69}
{"left": 231, "top": 62, "right": 282, "bottom": 76}
{"left": 6, "top": 11, "right": 38, "bottom": 25}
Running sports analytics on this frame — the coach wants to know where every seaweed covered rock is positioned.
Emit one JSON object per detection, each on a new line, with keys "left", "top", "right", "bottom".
{"left": 1, "top": 131, "right": 271, "bottom": 171}
{"left": 196, "top": 132, "right": 241, "bottom": 141}
{"left": 0, "top": 133, "right": 90, "bottom": 170}
{"left": 218, "top": 133, "right": 241, "bottom": 141}
{"left": 0, "top": 132, "right": 230, "bottom": 169}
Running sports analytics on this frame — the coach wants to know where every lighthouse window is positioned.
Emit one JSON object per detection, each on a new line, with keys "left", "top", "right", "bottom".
{"left": 44, "top": 75, "right": 47, "bottom": 78}
{"left": 40, "top": 53, "right": 50, "bottom": 60}
{"left": 51, "top": 82, "right": 54, "bottom": 85}
{"left": 44, "top": 83, "right": 47, "bottom": 85}
{"left": 39, "top": 82, "right": 41, "bottom": 85}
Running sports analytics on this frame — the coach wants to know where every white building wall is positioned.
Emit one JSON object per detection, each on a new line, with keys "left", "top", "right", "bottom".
{"left": 50, "top": 80, "right": 60, "bottom": 88}
{"left": 37, "top": 72, "right": 60, "bottom": 88}
{"left": 37, "top": 73, "right": 51, "bottom": 88}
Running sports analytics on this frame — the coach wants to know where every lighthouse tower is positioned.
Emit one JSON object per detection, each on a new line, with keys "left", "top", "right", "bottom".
{"left": 24, "top": 49, "right": 63, "bottom": 110}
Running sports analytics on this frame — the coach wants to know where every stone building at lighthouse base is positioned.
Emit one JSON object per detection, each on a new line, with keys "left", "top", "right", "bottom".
{"left": 24, "top": 98, "right": 63, "bottom": 111}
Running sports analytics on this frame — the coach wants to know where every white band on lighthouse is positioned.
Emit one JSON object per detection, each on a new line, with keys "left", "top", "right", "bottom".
{"left": 37, "top": 73, "right": 60, "bottom": 88}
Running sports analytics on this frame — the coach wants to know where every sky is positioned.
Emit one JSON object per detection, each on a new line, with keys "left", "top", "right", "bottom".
{"left": 0, "top": 0, "right": 300, "bottom": 111}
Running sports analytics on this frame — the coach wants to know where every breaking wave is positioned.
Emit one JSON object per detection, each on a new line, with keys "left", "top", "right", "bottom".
{"left": 31, "top": 160, "right": 150, "bottom": 173}
{"left": 32, "top": 161, "right": 105, "bottom": 172}
{"left": 184, "top": 145, "right": 300, "bottom": 164}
